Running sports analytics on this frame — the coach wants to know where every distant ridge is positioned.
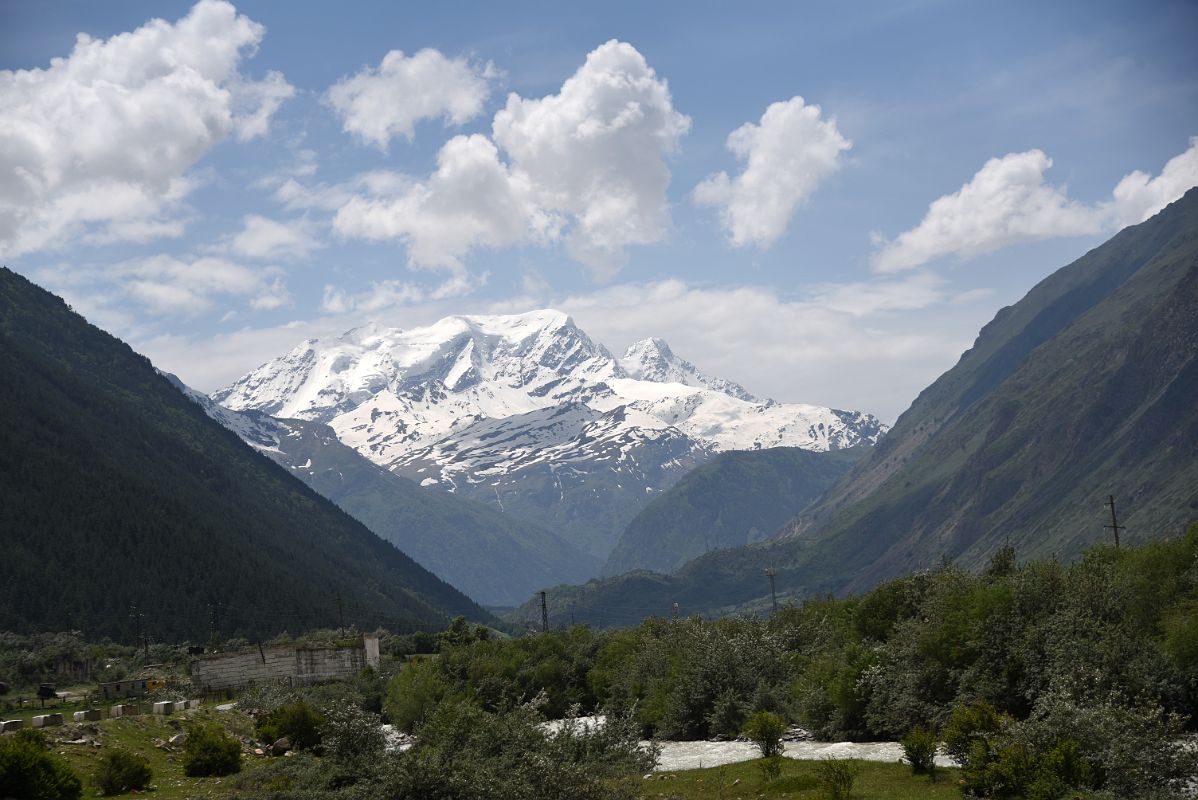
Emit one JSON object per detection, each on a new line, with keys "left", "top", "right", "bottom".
{"left": 508, "top": 188, "right": 1198, "bottom": 627}
{"left": 0, "top": 267, "right": 488, "bottom": 641}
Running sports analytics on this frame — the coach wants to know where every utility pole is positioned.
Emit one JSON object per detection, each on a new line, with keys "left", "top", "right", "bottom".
{"left": 539, "top": 591, "right": 549, "bottom": 633}
{"left": 131, "top": 605, "right": 148, "bottom": 666}
{"left": 671, "top": 602, "right": 679, "bottom": 621}
{"left": 764, "top": 568, "right": 778, "bottom": 615}
{"left": 1105, "top": 495, "right": 1124, "bottom": 548}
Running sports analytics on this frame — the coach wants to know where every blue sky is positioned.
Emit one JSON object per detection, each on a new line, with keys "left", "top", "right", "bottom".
{"left": 2, "top": 0, "right": 1196, "bottom": 420}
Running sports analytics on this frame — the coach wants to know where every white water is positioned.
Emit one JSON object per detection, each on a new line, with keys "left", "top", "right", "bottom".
{"left": 539, "top": 716, "right": 958, "bottom": 772}
{"left": 652, "top": 739, "right": 958, "bottom": 772}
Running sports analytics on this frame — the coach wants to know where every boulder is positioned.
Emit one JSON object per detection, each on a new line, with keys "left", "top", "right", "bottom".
{"left": 271, "top": 736, "right": 291, "bottom": 756}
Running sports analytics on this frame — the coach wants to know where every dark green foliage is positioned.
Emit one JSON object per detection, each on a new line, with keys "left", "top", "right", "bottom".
{"left": 256, "top": 702, "right": 324, "bottom": 750}
{"left": 392, "top": 698, "right": 651, "bottom": 800}
{"left": 814, "top": 757, "right": 859, "bottom": 800}
{"left": 182, "top": 722, "right": 241, "bottom": 777}
{"left": 742, "top": 710, "right": 786, "bottom": 758}
{"left": 603, "top": 446, "right": 863, "bottom": 575}
{"left": 706, "top": 687, "right": 747, "bottom": 737}
{"left": 899, "top": 727, "right": 937, "bottom": 776}
{"left": 941, "top": 700, "right": 1004, "bottom": 766}
{"left": 318, "top": 701, "right": 385, "bottom": 768}
{"left": 0, "top": 267, "right": 487, "bottom": 640}
{"left": 94, "top": 749, "right": 152, "bottom": 795}
{"left": 0, "top": 728, "right": 82, "bottom": 800}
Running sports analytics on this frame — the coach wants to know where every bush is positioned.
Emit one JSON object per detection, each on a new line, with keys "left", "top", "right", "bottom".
{"left": 0, "top": 729, "right": 83, "bottom": 800}
{"left": 95, "top": 749, "right": 152, "bottom": 795}
{"left": 900, "top": 726, "right": 938, "bottom": 776}
{"left": 942, "top": 699, "right": 1003, "bottom": 766}
{"left": 742, "top": 710, "right": 786, "bottom": 758}
{"left": 757, "top": 754, "right": 783, "bottom": 784}
{"left": 182, "top": 722, "right": 241, "bottom": 777}
{"left": 256, "top": 702, "right": 324, "bottom": 750}
{"left": 706, "top": 687, "right": 747, "bottom": 738}
{"left": 815, "top": 756, "right": 859, "bottom": 800}
{"left": 320, "top": 700, "right": 385, "bottom": 767}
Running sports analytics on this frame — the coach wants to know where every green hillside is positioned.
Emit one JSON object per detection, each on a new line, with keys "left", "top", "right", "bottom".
{"left": 602, "top": 446, "right": 862, "bottom": 576}
{"left": 510, "top": 188, "right": 1198, "bottom": 626}
{"left": 265, "top": 417, "right": 602, "bottom": 607}
{"left": 0, "top": 267, "right": 488, "bottom": 641}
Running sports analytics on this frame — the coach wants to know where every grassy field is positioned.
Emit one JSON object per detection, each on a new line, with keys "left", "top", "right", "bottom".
{"left": 631, "top": 757, "right": 963, "bottom": 800}
{"left": 25, "top": 706, "right": 265, "bottom": 799}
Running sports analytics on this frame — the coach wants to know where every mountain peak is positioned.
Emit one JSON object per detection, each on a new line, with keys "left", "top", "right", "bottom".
{"left": 620, "top": 337, "right": 755, "bottom": 401}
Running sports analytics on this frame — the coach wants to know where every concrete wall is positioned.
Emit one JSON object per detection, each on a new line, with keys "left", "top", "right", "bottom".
{"left": 189, "top": 634, "right": 381, "bottom": 692}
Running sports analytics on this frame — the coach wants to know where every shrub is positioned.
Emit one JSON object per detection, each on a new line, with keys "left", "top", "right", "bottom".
{"left": 942, "top": 699, "right": 1003, "bottom": 766}
{"left": 742, "top": 710, "right": 786, "bottom": 758}
{"left": 320, "top": 700, "right": 385, "bottom": 767}
{"left": 95, "top": 749, "right": 152, "bottom": 795}
{"left": 256, "top": 702, "right": 324, "bottom": 750}
{"left": 0, "top": 730, "right": 83, "bottom": 800}
{"left": 706, "top": 687, "right": 747, "bottom": 738}
{"left": 815, "top": 756, "right": 859, "bottom": 800}
{"left": 900, "top": 726, "right": 938, "bottom": 776}
{"left": 182, "top": 722, "right": 241, "bottom": 777}
{"left": 757, "top": 754, "right": 783, "bottom": 784}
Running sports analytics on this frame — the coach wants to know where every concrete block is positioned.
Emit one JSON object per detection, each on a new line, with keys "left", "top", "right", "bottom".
{"left": 72, "top": 709, "right": 102, "bottom": 722}
{"left": 152, "top": 701, "right": 174, "bottom": 715}
{"left": 32, "top": 713, "right": 64, "bottom": 727}
{"left": 110, "top": 704, "right": 138, "bottom": 718}
{"left": 0, "top": 719, "right": 24, "bottom": 732}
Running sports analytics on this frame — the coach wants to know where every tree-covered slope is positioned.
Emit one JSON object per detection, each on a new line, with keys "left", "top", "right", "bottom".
{"left": 510, "top": 188, "right": 1198, "bottom": 626}
{"left": 602, "top": 446, "right": 862, "bottom": 576}
{"left": 257, "top": 415, "right": 603, "bottom": 607}
{"left": 0, "top": 267, "right": 488, "bottom": 641}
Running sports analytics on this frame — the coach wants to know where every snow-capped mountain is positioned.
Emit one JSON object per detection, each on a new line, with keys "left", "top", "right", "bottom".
{"left": 619, "top": 337, "right": 755, "bottom": 401}
{"left": 215, "top": 310, "right": 886, "bottom": 557}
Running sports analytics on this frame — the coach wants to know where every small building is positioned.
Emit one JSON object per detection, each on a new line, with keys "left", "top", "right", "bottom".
{"left": 189, "top": 633, "right": 380, "bottom": 693}
{"left": 97, "top": 678, "right": 164, "bottom": 700}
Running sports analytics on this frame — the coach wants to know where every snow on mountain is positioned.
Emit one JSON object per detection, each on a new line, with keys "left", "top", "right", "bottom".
{"left": 215, "top": 310, "right": 886, "bottom": 555}
{"left": 620, "top": 337, "right": 755, "bottom": 401}
{"left": 215, "top": 310, "right": 620, "bottom": 422}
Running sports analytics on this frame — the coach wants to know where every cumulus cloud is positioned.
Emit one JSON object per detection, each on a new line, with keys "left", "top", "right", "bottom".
{"left": 228, "top": 214, "right": 322, "bottom": 261}
{"left": 333, "top": 136, "right": 543, "bottom": 270}
{"left": 694, "top": 96, "right": 851, "bottom": 248}
{"left": 874, "top": 138, "right": 1198, "bottom": 271}
{"left": 1108, "top": 136, "right": 1198, "bottom": 226}
{"left": 332, "top": 39, "right": 691, "bottom": 277}
{"left": 326, "top": 48, "right": 493, "bottom": 147}
{"left": 42, "top": 254, "right": 291, "bottom": 318}
{"left": 0, "top": 0, "right": 292, "bottom": 258}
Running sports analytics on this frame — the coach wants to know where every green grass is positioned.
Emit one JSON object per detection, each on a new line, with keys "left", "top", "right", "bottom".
{"left": 630, "top": 757, "right": 963, "bottom": 799}
{"left": 29, "top": 706, "right": 266, "bottom": 799}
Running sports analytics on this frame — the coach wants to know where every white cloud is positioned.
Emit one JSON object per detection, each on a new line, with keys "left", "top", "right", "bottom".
{"left": 0, "top": 0, "right": 292, "bottom": 258}
{"left": 326, "top": 48, "right": 493, "bottom": 147}
{"left": 1108, "top": 136, "right": 1198, "bottom": 227}
{"left": 332, "top": 39, "right": 691, "bottom": 277}
{"left": 873, "top": 138, "right": 1198, "bottom": 271}
{"left": 320, "top": 272, "right": 481, "bottom": 315}
{"left": 872, "top": 150, "right": 1101, "bottom": 272}
{"left": 333, "top": 136, "right": 543, "bottom": 270}
{"left": 694, "top": 96, "right": 851, "bottom": 248}
{"left": 231, "top": 70, "right": 297, "bottom": 141}
{"left": 36, "top": 254, "right": 290, "bottom": 318}
{"left": 228, "top": 214, "right": 322, "bottom": 261}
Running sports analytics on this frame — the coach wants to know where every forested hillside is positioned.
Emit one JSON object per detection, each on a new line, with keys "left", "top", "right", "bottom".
{"left": 603, "top": 446, "right": 862, "bottom": 576}
{"left": 0, "top": 268, "right": 487, "bottom": 641}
